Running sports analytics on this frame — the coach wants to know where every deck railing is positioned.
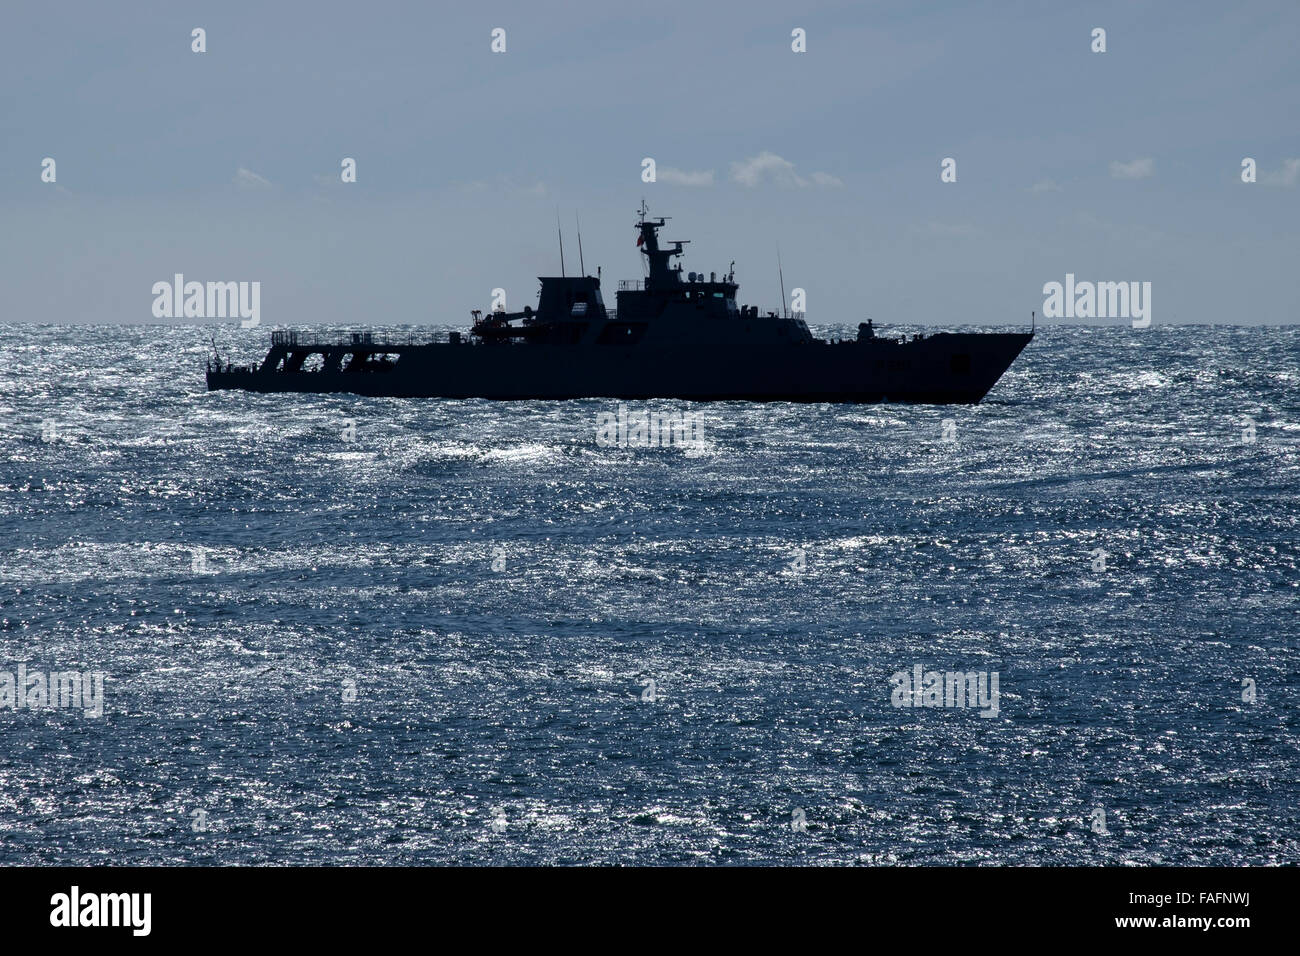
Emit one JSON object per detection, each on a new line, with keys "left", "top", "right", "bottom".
{"left": 269, "top": 330, "right": 453, "bottom": 348}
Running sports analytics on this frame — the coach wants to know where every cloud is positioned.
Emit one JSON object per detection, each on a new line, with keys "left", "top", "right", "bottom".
{"left": 1262, "top": 158, "right": 1300, "bottom": 187}
{"left": 658, "top": 167, "right": 715, "bottom": 186}
{"left": 1029, "top": 179, "right": 1061, "bottom": 193}
{"left": 730, "top": 151, "right": 793, "bottom": 187}
{"left": 234, "top": 167, "right": 273, "bottom": 190}
{"left": 1109, "top": 158, "right": 1154, "bottom": 180}
{"left": 729, "top": 151, "right": 841, "bottom": 188}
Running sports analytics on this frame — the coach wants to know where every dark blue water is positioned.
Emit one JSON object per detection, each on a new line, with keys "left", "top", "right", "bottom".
{"left": 1, "top": 324, "right": 1296, "bottom": 864}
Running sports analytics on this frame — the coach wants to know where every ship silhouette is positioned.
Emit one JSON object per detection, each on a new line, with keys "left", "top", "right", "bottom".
{"left": 207, "top": 204, "right": 1032, "bottom": 402}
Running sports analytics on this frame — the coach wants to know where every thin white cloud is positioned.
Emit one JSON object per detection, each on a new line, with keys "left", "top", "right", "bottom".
{"left": 1262, "top": 158, "right": 1300, "bottom": 187}
{"left": 1109, "top": 158, "right": 1154, "bottom": 180}
{"left": 234, "top": 167, "right": 273, "bottom": 190}
{"left": 659, "top": 167, "right": 715, "bottom": 186}
{"left": 729, "top": 151, "right": 841, "bottom": 188}
{"left": 1029, "top": 179, "right": 1061, "bottom": 193}
{"left": 731, "top": 151, "right": 793, "bottom": 187}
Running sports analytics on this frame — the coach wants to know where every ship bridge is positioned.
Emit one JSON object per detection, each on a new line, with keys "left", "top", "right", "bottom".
{"left": 467, "top": 203, "right": 813, "bottom": 348}
{"left": 615, "top": 201, "right": 743, "bottom": 321}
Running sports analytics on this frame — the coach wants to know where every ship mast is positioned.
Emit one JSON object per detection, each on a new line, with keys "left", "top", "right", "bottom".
{"left": 635, "top": 201, "right": 683, "bottom": 289}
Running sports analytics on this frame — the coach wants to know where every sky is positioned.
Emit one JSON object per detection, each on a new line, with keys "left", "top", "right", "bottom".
{"left": 1, "top": 0, "right": 1297, "bottom": 327}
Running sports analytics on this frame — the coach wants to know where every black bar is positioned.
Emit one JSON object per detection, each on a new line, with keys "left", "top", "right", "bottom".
{"left": 1, "top": 865, "right": 1282, "bottom": 943}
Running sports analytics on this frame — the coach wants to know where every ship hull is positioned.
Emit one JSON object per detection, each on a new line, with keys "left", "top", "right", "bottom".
{"left": 206, "top": 331, "right": 1032, "bottom": 404}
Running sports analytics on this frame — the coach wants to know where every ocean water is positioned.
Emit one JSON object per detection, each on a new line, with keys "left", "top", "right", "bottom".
{"left": 1, "top": 323, "right": 1296, "bottom": 865}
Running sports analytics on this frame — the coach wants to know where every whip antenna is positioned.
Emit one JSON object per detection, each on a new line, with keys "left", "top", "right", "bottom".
{"left": 777, "top": 246, "right": 787, "bottom": 319}
{"left": 556, "top": 208, "right": 566, "bottom": 277}
{"left": 576, "top": 212, "right": 585, "bottom": 276}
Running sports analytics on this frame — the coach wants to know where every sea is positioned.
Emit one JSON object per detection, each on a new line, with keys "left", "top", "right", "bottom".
{"left": 1, "top": 323, "right": 1296, "bottom": 865}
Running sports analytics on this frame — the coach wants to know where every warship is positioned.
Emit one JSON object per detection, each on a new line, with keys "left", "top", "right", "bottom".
{"left": 206, "top": 204, "right": 1032, "bottom": 402}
